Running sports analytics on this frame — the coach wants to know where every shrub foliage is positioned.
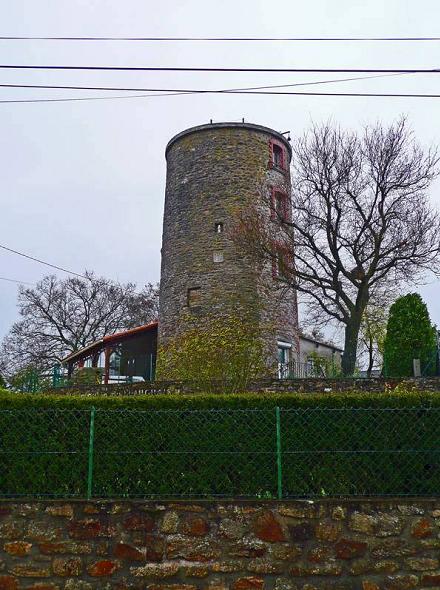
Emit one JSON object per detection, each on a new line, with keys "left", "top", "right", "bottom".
{"left": 156, "top": 311, "right": 267, "bottom": 391}
{"left": 1, "top": 386, "right": 440, "bottom": 498}
{"left": 383, "top": 293, "right": 437, "bottom": 377}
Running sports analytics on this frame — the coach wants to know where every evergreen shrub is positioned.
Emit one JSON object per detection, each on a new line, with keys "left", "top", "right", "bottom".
{"left": 1, "top": 387, "right": 439, "bottom": 498}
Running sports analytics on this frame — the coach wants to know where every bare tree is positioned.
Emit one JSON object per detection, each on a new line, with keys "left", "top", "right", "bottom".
{"left": 359, "top": 302, "right": 388, "bottom": 377}
{"left": 237, "top": 117, "right": 440, "bottom": 375}
{"left": 0, "top": 272, "right": 159, "bottom": 377}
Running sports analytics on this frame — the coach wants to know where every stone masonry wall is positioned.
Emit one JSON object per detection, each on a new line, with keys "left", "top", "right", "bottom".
{"left": 2, "top": 500, "right": 440, "bottom": 590}
{"left": 43, "top": 377, "right": 440, "bottom": 396}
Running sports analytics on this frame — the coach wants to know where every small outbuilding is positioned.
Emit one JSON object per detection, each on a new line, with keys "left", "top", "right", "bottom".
{"left": 64, "top": 322, "right": 157, "bottom": 384}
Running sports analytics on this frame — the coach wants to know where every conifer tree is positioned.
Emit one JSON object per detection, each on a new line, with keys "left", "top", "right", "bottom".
{"left": 383, "top": 293, "right": 437, "bottom": 377}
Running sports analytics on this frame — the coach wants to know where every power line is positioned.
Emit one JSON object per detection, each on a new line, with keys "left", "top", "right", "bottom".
{"left": 0, "top": 72, "right": 417, "bottom": 104}
{"left": 0, "top": 244, "right": 88, "bottom": 279}
{"left": 0, "top": 94, "right": 168, "bottom": 104}
{"left": 0, "top": 65, "right": 439, "bottom": 74}
{"left": 1, "top": 87, "right": 439, "bottom": 103}
{"left": 0, "top": 276, "right": 35, "bottom": 286}
{"left": 0, "top": 72, "right": 409, "bottom": 94}
{"left": 1, "top": 36, "right": 440, "bottom": 42}
{"left": 2, "top": 92, "right": 440, "bottom": 104}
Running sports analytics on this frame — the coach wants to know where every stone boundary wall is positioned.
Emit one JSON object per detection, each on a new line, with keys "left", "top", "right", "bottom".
{"left": 42, "top": 377, "right": 440, "bottom": 396}
{"left": 1, "top": 500, "right": 440, "bottom": 590}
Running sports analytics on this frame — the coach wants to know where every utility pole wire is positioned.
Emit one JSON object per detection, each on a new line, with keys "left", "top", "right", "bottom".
{"left": 1, "top": 88, "right": 440, "bottom": 103}
{"left": 1, "top": 36, "right": 440, "bottom": 42}
{"left": 0, "top": 65, "right": 439, "bottom": 74}
{"left": 0, "top": 244, "right": 88, "bottom": 279}
{"left": 0, "top": 71, "right": 411, "bottom": 94}
{"left": 0, "top": 72, "right": 421, "bottom": 104}
{"left": 0, "top": 276, "right": 35, "bottom": 286}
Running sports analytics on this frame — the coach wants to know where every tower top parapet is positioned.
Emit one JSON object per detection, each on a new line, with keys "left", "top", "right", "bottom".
{"left": 166, "top": 121, "right": 292, "bottom": 157}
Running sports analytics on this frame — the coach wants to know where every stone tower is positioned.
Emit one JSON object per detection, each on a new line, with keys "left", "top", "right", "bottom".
{"left": 158, "top": 122, "right": 299, "bottom": 372}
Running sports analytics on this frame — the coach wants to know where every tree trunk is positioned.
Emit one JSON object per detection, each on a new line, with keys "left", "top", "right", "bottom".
{"left": 366, "top": 335, "right": 374, "bottom": 378}
{"left": 342, "top": 318, "right": 362, "bottom": 376}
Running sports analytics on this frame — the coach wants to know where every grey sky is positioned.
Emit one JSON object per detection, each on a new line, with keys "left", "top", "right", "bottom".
{"left": 1, "top": 0, "right": 439, "bottom": 346}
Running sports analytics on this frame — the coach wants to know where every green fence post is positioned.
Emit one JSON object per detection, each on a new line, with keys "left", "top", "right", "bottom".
{"left": 275, "top": 407, "right": 283, "bottom": 499}
{"left": 87, "top": 407, "right": 96, "bottom": 500}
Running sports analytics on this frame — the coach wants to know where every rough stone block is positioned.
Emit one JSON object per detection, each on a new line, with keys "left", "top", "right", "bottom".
{"left": 373, "top": 560, "right": 400, "bottom": 574}
{"left": 181, "top": 564, "right": 210, "bottom": 578}
{"left": 52, "top": 558, "right": 82, "bottom": 577}
{"left": 24, "top": 584, "right": 60, "bottom": 590}
{"left": 307, "top": 546, "right": 334, "bottom": 563}
{"left": 0, "top": 523, "right": 26, "bottom": 540}
{"left": 10, "top": 564, "right": 50, "bottom": 578}
{"left": 335, "top": 538, "right": 368, "bottom": 560}
{"left": 130, "top": 563, "right": 180, "bottom": 578}
{"left": 123, "top": 513, "right": 155, "bottom": 532}
{"left": 63, "top": 580, "right": 92, "bottom": 590}
{"left": 290, "top": 562, "right": 343, "bottom": 576}
{"left": 370, "top": 538, "right": 416, "bottom": 558}
{"left": 45, "top": 506, "right": 74, "bottom": 519}
{"left": 253, "top": 512, "right": 285, "bottom": 543}
{"left": 166, "top": 538, "right": 221, "bottom": 562}
{"left": 87, "top": 560, "right": 119, "bottom": 577}
{"left": 180, "top": 516, "right": 210, "bottom": 537}
{"left": 68, "top": 520, "right": 102, "bottom": 540}
{"left": 421, "top": 571, "right": 440, "bottom": 586}
{"left": 211, "top": 561, "right": 246, "bottom": 573}
{"left": 219, "top": 519, "right": 248, "bottom": 540}
{"left": 0, "top": 576, "right": 18, "bottom": 590}
{"left": 406, "top": 557, "right": 439, "bottom": 571}
{"left": 268, "top": 545, "right": 301, "bottom": 561}
{"left": 277, "top": 505, "right": 318, "bottom": 519}
{"left": 288, "top": 523, "right": 314, "bottom": 541}
{"left": 411, "top": 517, "right": 433, "bottom": 538}
{"left": 246, "top": 559, "right": 284, "bottom": 574}
{"left": 113, "top": 543, "right": 144, "bottom": 562}
{"left": 273, "top": 578, "right": 298, "bottom": 590}
{"left": 349, "top": 513, "right": 376, "bottom": 535}
{"left": 383, "top": 575, "right": 419, "bottom": 589}
{"left": 315, "top": 521, "right": 341, "bottom": 542}
{"left": 232, "top": 577, "right": 264, "bottom": 590}
{"left": 4, "top": 541, "right": 32, "bottom": 556}
{"left": 160, "top": 512, "right": 179, "bottom": 534}
{"left": 39, "top": 542, "right": 92, "bottom": 556}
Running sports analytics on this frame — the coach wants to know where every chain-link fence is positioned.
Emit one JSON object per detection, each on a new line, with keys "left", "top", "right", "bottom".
{"left": 0, "top": 407, "right": 439, "bottom": 498}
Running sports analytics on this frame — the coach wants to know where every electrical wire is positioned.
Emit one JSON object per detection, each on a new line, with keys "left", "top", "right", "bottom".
{"left": 1, "top": 36, "right": 440, "bottom": 42}
{"left": 1, "top": 64, "right": 439, "bottom": 74}
{"left": 0, "top": 244, "right": 87, "bottom": 279}
{"left": 0, "top": 276, "right": 35, "bottom": 286}
{"left": 0, "top": 72, "right": 411, "bottom": 94}
{"left": 0, "top": 72, "right": 421, "bottom": 104}
{"left": 1, "top": 89, "right": 440, "bottom": 103}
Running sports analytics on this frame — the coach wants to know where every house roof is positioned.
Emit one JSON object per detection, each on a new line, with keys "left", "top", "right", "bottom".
{"left": 63, "top": 321, "right": 158, "bottom": 364}
{"left": 299, "top": 333, "right": 344, "bottom": 353}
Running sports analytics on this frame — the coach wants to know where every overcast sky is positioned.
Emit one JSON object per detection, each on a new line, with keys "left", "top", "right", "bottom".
{"left": 1, "top": 0, "right": 439, "bottom": 345}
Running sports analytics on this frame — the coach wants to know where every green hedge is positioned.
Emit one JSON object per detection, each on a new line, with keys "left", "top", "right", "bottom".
{"left": 1, "top": 387, "right": 440, "bottom": 499}
{"left": 1, "top": 386, "right": 440, "bottom": 410}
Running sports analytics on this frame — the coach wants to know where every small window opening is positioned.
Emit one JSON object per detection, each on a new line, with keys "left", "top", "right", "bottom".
{"left": 271, "top": 190, "right": 290, "bottom": 222}
{"left": 187, "top": 287, "right": 201, "bottom": 308}
{"left": 273, "top": 144, "right": 284, "bottom": 169}
{"left": 274, "top": 191, "right": 286, "bottom": 220}
{"left": 215, "top": 222, "right": 224, "bottom": 233}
